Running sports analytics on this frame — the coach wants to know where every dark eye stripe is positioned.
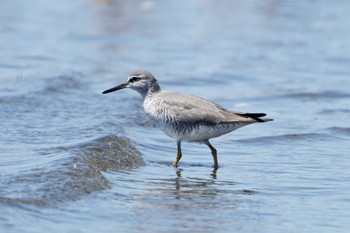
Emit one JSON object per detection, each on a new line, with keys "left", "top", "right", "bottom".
{"left": 129, "top": 77, "right": 141, "bottom": 82}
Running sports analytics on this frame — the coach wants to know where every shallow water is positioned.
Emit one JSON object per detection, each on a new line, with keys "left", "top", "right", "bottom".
{"left": 1, "top": 1, "right": 350, "bottom": 232}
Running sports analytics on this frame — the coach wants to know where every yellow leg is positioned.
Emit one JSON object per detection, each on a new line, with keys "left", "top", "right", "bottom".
{"left": 173, "top": 141, "right": 182, "bottom": 167}
{"left": 206, "top": 141, "right": 218, "bottom": 170}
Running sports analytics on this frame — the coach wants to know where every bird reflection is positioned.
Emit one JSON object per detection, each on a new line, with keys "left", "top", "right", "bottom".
{"left": 171, "top": 167, "right": 220, "bottom": 202}
{"left": 211, "top": 167, "right": 218, "bottom": 179}
{"left": 131, "top": 164, "right": 256, "bottom": 213}
{"left": 174, "top": 167, "right": 218, "bottom": 179}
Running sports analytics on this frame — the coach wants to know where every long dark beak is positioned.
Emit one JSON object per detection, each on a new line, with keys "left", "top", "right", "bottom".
{"left": 102, "top": 82, "right": 128, "bottom": 94}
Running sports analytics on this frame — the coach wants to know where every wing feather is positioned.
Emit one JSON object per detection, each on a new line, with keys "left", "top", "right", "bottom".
{"left": 153, "top": 92, "right": 262, "bottom": 124}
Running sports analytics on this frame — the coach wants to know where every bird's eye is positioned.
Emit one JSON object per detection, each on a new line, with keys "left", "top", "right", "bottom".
{"left": 129, "top": 77, "right": 141, "bottom": 83}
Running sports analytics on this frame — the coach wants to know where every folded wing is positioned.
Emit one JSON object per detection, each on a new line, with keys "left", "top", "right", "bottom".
{"left": 157, "top": 92, "right": 272, "bottom": 124}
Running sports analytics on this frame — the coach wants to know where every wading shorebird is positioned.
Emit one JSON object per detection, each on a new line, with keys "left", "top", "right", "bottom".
{"left": 103, "top": 71, "right": 272, "bottom": 169}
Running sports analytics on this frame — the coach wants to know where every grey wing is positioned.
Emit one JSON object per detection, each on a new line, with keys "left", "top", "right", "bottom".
{"left": 159, "top": 92, "right": 260, "bottom": 124}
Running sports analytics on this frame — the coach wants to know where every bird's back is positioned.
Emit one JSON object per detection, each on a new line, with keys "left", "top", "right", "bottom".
{"left": 144, "top": 91, "right": 264, "bottom": 125}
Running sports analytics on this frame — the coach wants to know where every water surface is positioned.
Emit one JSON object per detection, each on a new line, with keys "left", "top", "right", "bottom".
{"left": 1, "top": 1, "right": 350, "bottom": 232}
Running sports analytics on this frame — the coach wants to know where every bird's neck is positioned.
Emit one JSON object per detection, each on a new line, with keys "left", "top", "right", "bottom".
{"left": 138, "top": 84, "right": 161, "bottom": 99}
{"left": 149, "top": 82, "right": 161, "bottom": 94}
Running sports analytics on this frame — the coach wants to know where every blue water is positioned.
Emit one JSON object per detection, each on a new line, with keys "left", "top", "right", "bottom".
{"left": 1, "top": 1, "right": 350, "bottom": 232}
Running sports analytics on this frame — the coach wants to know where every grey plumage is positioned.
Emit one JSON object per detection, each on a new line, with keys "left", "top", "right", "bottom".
{"left": 103, "top": 70, "right": 272, "bottom": 169}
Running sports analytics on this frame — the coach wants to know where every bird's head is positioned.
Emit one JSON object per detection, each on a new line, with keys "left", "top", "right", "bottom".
{"left": 102, "top": 70, "right": 160, "bottom": 97}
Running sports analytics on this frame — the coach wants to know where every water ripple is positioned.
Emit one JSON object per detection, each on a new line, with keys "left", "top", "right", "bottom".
{"left": 237, "top": 127, "right": 350, "bottom": 145}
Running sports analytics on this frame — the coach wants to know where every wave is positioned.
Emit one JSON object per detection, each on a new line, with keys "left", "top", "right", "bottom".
{"left": 0, "top": 135, "right": 144, "bottom": 207}
{"left": 237, "top": 129, "right": 349, "bottom": 145}
{"left": 41, "top": 73, "right": 86, "bottom": 94}
{"left": 284, "top": 91, "right": 350, "bottom": 99}
{"left": 249, "top": 90, "right": 350, "bottom": 103}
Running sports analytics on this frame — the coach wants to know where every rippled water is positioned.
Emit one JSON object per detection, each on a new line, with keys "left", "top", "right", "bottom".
{"left": 1, "top": 1, "right": 350, "bottom": 232}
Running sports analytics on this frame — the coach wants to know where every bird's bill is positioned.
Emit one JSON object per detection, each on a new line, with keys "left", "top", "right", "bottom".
{"left": 102, "top": 82, "right": 128, "bottom": 94}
